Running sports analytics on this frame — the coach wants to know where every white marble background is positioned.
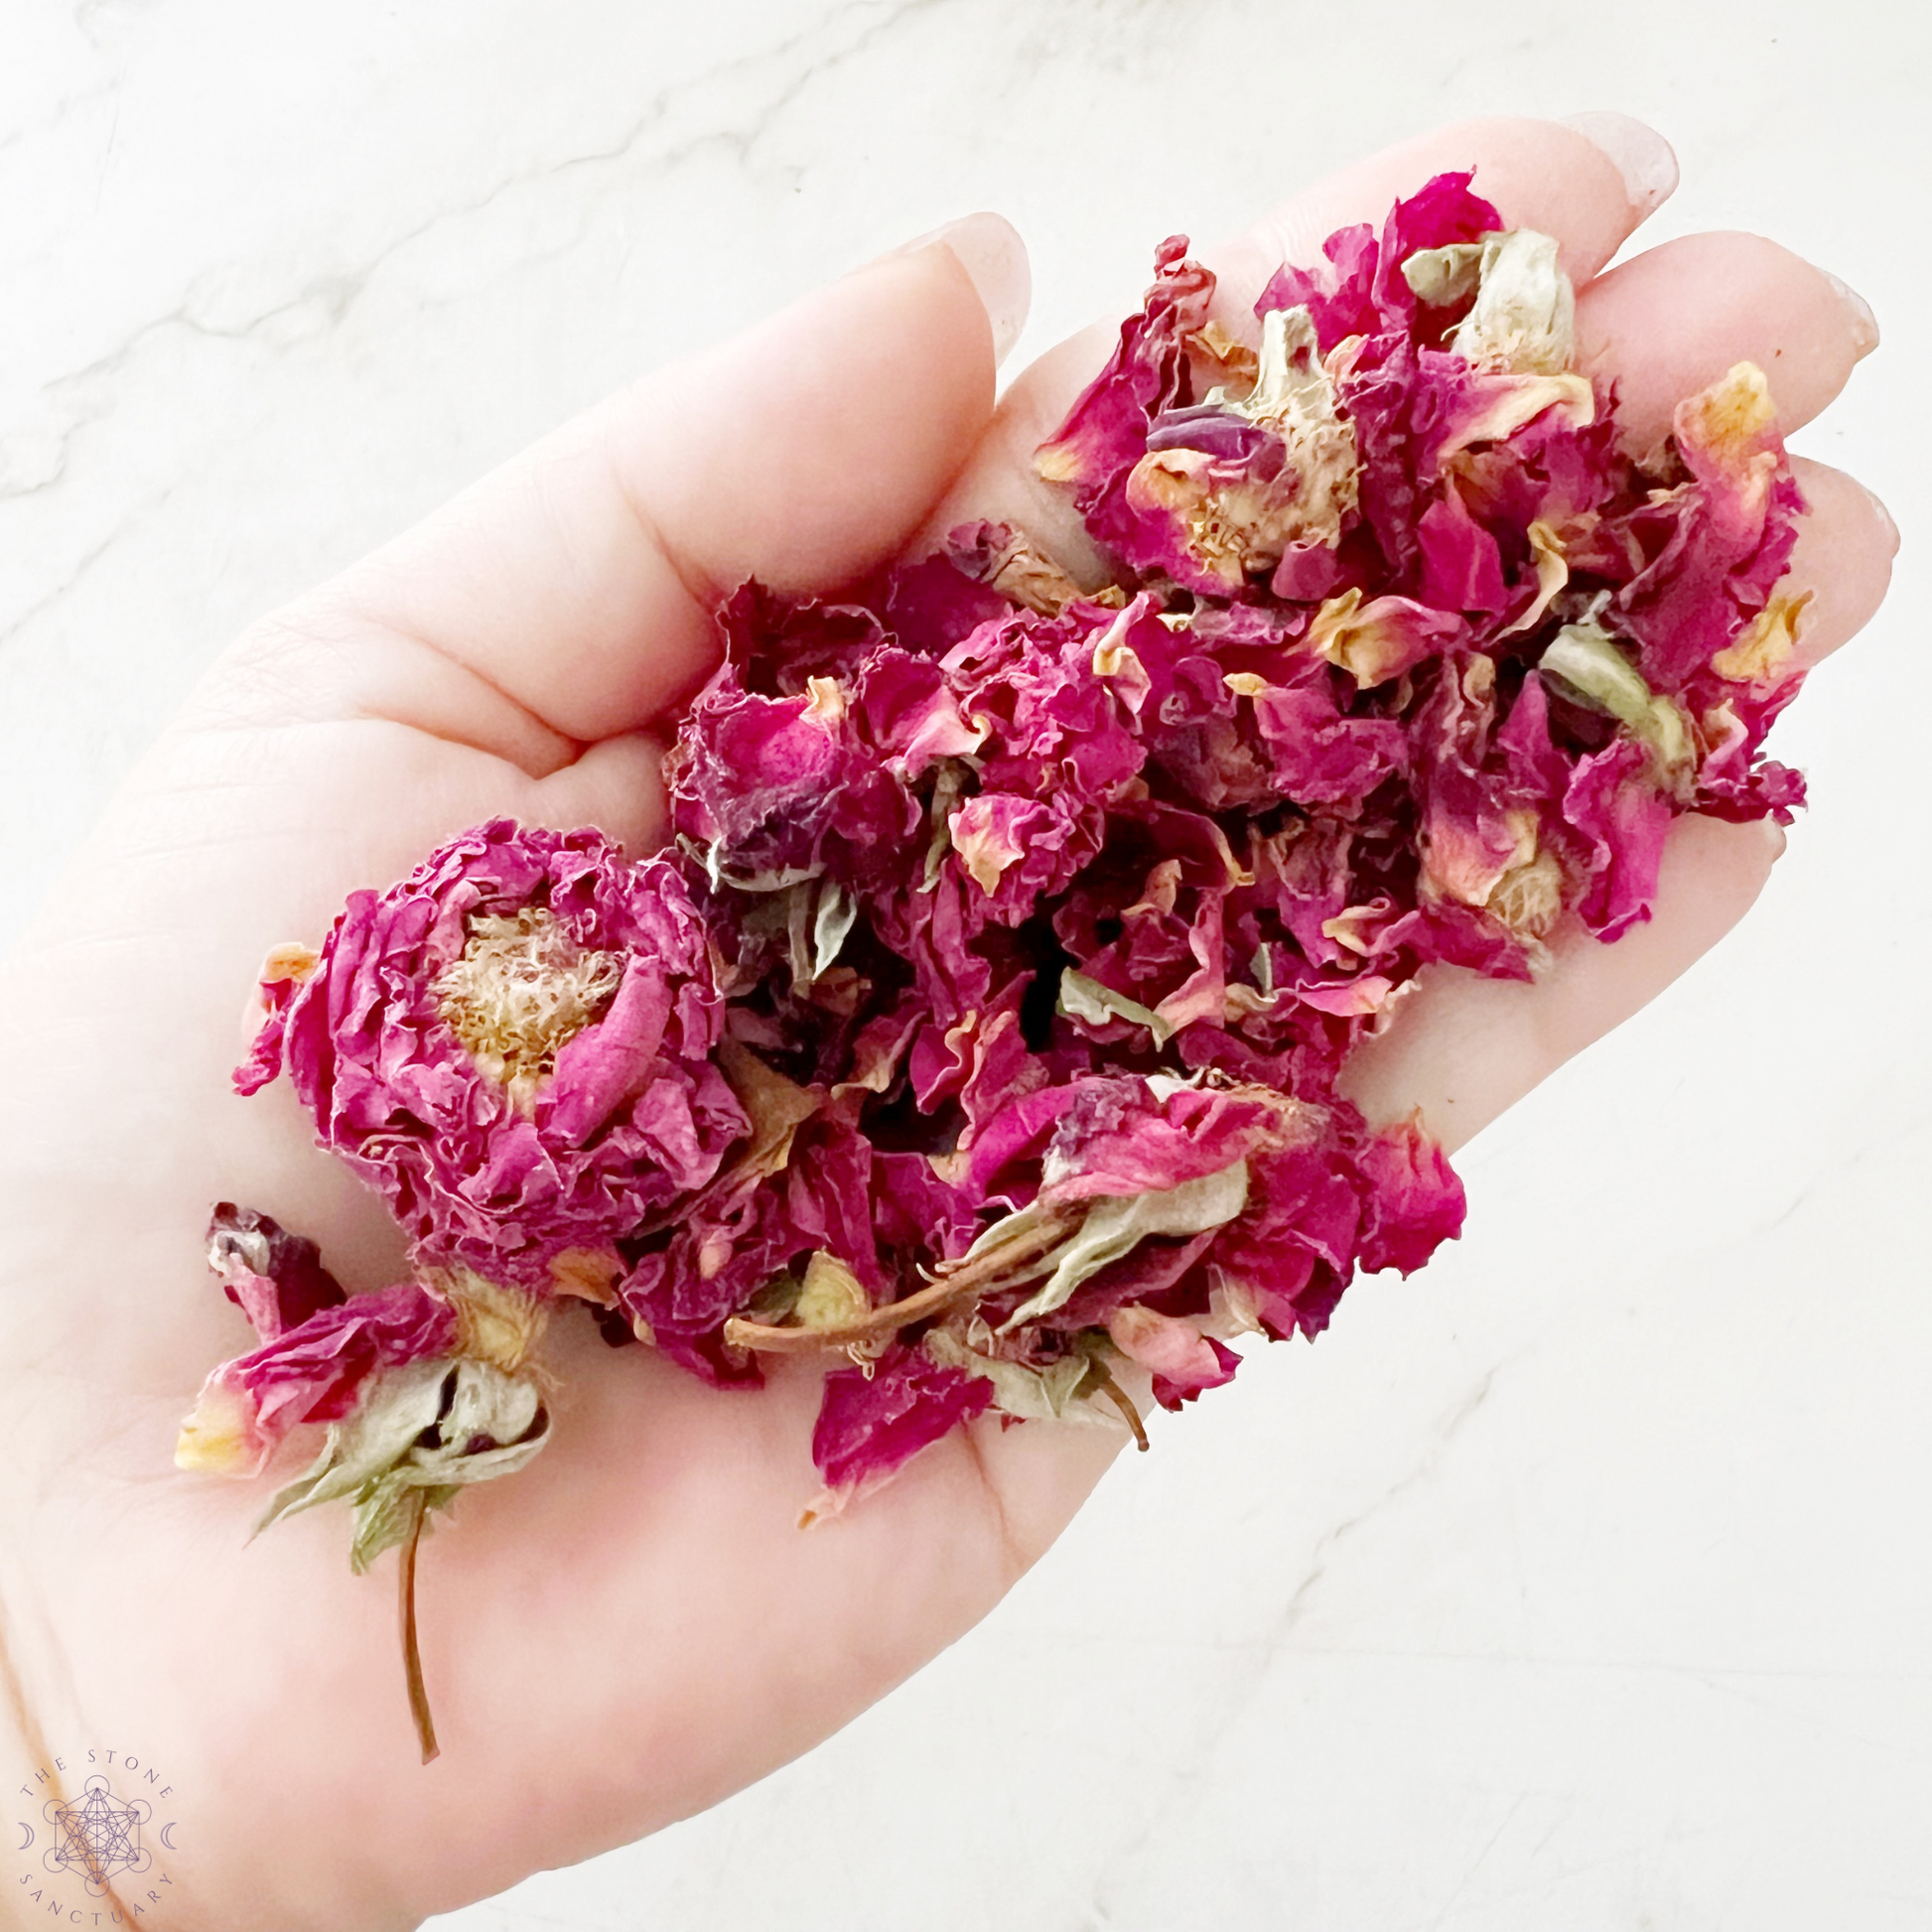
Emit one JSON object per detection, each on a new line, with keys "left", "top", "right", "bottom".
{"left": 5, "top": 1, "right": 1928, "bottom": 1926}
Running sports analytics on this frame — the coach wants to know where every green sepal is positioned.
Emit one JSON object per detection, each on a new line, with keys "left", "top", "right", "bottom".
{"left": 1538, "top": 621, "right": 1697, "bottom": 795}
{"left": 250, "top": 1355, "right": 551, "bottom": 1568}
{"left": 349, "top": 1477, "right": 462, "bottom": 1577}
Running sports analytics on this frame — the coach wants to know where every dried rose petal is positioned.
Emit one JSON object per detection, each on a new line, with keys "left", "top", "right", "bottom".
{"left": 206, "top": 1201, "right": 345, "bottom": 1341}
{"left": 805, "top": 1346, "right": 994, "bottom": 1514}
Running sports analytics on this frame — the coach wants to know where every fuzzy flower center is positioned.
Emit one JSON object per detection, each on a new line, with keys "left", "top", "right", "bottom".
{"left": 433, "top": 907, "right": 623, "bottom": 1104}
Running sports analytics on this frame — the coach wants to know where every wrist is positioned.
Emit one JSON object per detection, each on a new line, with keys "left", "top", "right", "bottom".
{"left": 0, "top": 1572, "right": 69, "bottom": 1932}
{"left": 0, "top": 1424, "right": 309, "bottom": 1932}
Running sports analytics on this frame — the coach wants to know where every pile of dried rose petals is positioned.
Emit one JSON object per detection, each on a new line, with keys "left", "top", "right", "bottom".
{"left": 177, "top": 172, "right": 1813, "bottom": 1753}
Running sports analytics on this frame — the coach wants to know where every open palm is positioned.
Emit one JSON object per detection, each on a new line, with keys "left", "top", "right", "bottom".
{"left": 0, "top": 115, "right": 1890, "bottom": 1931}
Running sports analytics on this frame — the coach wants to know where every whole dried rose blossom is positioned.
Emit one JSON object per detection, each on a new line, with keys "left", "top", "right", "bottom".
{"left": 235, "top": 819, "right": 749, "bottom": 1293}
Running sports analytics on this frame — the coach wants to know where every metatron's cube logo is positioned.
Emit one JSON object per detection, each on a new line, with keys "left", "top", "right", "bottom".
{"left": 44, "top": 1775, "right": 153, "bottom": 1896}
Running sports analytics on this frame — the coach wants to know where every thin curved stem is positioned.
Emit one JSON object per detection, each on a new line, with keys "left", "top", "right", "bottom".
{"left": 398, "top": 1492, "right": 439, "bottom": 1766}
{"left": 1087, "top": 1361, "right": 1149, "bottom": 1451}
{"left": 722, "top": 1210, "right": 1076, "bottom": 1354}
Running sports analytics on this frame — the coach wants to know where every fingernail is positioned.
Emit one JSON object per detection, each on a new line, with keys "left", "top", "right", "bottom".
{"left": 1861, "top": 479, "right": 1899, "bottom": 557}
{"left": 1563, "top": 112, "right": 1679, "bottom": 214}
{"left": 1826, "top": 271, "right": 1880, "bottom": 360}
{"left": 891, "top": 212, "right": 1032, "bottom": 366}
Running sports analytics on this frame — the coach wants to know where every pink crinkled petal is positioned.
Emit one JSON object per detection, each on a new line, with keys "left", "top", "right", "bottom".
{"left": 809, "top": 1348, "right": 994, "bottom": 1504}
{"left": 1356, "top": 1117, "right": 1466, "bottom": 1276}
{"left": 179, "top": 1281, "right": 458, "bottom": 1476}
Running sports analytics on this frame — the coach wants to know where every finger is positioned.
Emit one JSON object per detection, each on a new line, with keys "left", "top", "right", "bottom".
{"left": 1211, "top": 111, "right": 1676, "bottom": 320}
{"left": 1575, "top": 231, "right": 1879, "bottom": 455}
{"left": 923, "top": 114, "right": 1676, "bottom": 566}
{"left": 518, "top": 729, "right": 669, "bottom": 850}
{"left": 204, "top": 597, "right": 586, "bottom": 779}
{"left": 1785, "top": 458, "right": 1897, "bottom": 670}
{"left": 1338, "top": 813, "right": 1786, "bottom": 1152}
{"left": 215, "top": 216, "right": 1028, "bottom": 756}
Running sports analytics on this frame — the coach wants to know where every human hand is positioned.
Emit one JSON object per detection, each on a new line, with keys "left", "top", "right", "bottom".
{"left": 0, "top": 113, "right": 1889, "bottom": 1931}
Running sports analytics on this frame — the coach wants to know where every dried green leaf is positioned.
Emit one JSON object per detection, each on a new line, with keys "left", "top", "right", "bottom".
{"left": 923, "top": 1327, "right": 1100, "bottom": 1422}
{"left": 812, "top": 879, "right": 858, "bottom": 980}
{"left": 1058, "top": 968, "right": 1176, "bottom": 1045}
{"left": 1000, "top": 1161, "right": 1250, "bottom": 1329}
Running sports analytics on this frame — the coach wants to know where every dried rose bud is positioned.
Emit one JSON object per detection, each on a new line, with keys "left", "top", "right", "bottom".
{"left": 205, "top": 1200, "right": 345, "bottom": 1340}
{"left": 175, "top": 1279, "right": 457, "bottom": 1476}
{"left": 179, "top": 1208, "right": 558, "bottom": 1762}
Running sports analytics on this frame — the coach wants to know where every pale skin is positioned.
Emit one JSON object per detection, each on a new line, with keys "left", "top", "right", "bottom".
{"left": 0, "top": 116, "right": 1892, "bottom": 1929}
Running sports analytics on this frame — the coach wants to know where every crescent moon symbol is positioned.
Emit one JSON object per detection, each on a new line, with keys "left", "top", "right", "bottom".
{"left": 15, "top": 1823, "right": 31, "bottom": 1851}
{"left": 159, "top": 1823, "right": 177, "bottom": 1851}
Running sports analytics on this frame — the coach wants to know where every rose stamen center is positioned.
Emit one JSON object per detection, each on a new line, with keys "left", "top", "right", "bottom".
{"left": 434, "top": 907, "right": 623, "bottom": 1104}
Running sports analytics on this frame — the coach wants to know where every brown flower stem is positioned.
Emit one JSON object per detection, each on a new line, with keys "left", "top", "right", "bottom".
{"left": 398, "top": 1490, "right": 440, "bottom": 1765}
{"left": 1088, "top": 1362, "right": 1149, "bottom": 1451}
{"left": 723, "top": 1211, "right": 1077, "bottom": 1354}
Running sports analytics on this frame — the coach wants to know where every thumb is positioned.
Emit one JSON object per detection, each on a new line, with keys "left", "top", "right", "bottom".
{"left": 226, "top": 212, "right": 1029, "bottom": 749}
